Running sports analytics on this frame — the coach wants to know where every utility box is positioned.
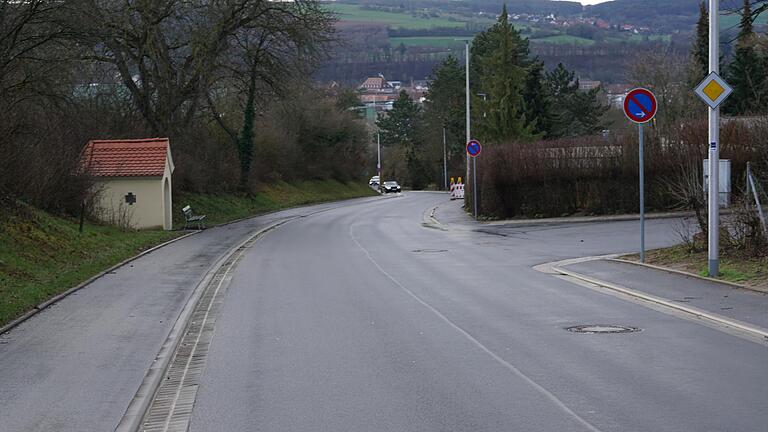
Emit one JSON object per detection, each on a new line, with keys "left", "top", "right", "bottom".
{"left": 703, "top": 159, "right": 731, "bottom": 208}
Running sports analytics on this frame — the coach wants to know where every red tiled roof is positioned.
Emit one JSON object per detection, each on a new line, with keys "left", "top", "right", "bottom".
{"left": 81, "top": 138, "right": 170, "bottom": 177}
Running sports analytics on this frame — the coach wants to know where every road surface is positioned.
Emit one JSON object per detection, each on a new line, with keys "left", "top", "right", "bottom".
{"left": 183, "top": 192, "right": 768, "bottom": 432}
{"left": 1, "top": 192, "right": 765, "bottom": 431}
{"left": 0, "top": 197, "right": 382, "bottom": 432}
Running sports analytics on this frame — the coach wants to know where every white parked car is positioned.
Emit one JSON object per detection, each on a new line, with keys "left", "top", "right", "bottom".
{"left": 369, "top": 176, "right": 380, "bottom": 187}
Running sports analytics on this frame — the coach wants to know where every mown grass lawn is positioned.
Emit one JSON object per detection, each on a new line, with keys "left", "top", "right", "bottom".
{"left": 0, "top": 180, "right": 376, "bottom": 327}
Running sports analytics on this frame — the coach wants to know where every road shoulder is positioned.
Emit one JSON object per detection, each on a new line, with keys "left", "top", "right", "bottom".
{"left": 551, "top": 258, "right": 768, "bottom": 340}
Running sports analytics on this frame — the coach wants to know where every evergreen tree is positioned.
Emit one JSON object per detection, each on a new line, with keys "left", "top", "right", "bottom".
{"left": 377, "top": 90, "right": 420, "bottom": 148}
{"left": 522, "top": 61, "right": 551, "bottom": 136}
{"left": 568, "top": 88, "right": 609, "bottom": 137}
{"left": 423, "top": 56, "right": 466, "bottom": 161}
{"left": 690, "top": 2, "right": 709, "bottom": 86}
{"left": 544, "top": 63, "right": 607, "bottom": 138}
{"left": 470, "top": 4, "right": 531, "bottom": 90}
{"left": 377, "top": 91, "right": 429, "bottom": 188}
{"left": 471, "top": 5, "right": 536, "bottom": 143}
{"left": 726, "top": 0, "right": 765, "bottom": 114}
{"left": 544, "top": 63, "right": 578, "bottom": 138}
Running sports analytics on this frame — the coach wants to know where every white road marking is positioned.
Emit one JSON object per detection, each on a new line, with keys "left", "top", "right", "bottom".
{"left": 349, "top": 224, "right": 604, "bottom": 432}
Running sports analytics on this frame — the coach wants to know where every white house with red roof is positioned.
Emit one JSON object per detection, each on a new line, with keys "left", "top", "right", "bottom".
{"left": 80, "top": 138, "right": 175, "bottom": 230}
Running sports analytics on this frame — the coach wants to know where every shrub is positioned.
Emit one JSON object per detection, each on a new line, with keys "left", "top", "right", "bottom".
{"left": 475, "top": 119, "right": 766, "bottom": 218}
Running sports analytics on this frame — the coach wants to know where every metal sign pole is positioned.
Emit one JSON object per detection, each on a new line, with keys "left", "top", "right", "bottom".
{"left": 708, "top": 0, "right": 720, "bottom": 276}
{"left": 639, "top": 124, "right": 645, "bottom": 263}
{"left": 473, "top": 157, "right": 478, "bottom": 219}
{"left": 377, "top": 132, "right": 381, "bottom": 188}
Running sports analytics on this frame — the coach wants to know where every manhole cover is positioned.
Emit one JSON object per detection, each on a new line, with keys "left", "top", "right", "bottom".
{"left": 411, "top": 249, "right": 448, "bottom": 253}
{"left": 566, "top": 325, "right": 640, "bottom": 334}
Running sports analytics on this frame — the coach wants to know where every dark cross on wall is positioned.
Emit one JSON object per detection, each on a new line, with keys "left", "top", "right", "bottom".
{"left": 125, "top": 193, "right": 137, "bottom": 205}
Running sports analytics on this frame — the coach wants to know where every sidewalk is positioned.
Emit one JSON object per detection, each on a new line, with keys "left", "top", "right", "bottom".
{"left": 432, "top": 197, "right": 694, "bottom": 229}
{"left": 0, "top": 197, "right": 378, "bottom": 432}
{"left": 561, "top": 259, "right": 768, "bottom": 331}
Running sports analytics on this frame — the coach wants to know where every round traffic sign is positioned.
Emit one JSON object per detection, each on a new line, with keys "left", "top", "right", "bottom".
{"left": 623, "top": 88, "right": 657, "bottom": 124}
{"left": 466, "top": 140, "right": 482, "bottom": 158}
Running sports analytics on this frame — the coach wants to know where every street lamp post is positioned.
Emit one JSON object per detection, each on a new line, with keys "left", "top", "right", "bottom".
{"left": 442, "top": 127, "right": 448, "bottom": 191}
{"left": 464, "top": 40, "right": 472, "bottom": 216}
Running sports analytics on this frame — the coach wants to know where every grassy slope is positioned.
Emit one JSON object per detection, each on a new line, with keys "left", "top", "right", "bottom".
{"left": 0, "top": 208, "right": 182, "bottom": 326}
{"left": 0, "top": 180, "right": 376, "bottom": 327}
{"left": 173, "top": 180, "right": 376, "bottom": 226}
{"left": 624, "top": 246, "right": 768, "bottom": 290}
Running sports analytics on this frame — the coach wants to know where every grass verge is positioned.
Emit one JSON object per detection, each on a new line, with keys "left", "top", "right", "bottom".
{"left": 1, "top": 180, "right": 376, "bottom": 327}
{"left": 0, "top": 207, "right": 182, "bottom": 327}
{"left": 173, "top": 180, "right": 377, "bottom": 226}
{"left": 623, "top": 245, "right": 768, "bottom": 292}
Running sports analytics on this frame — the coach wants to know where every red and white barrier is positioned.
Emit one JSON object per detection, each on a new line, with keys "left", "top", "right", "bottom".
{"left": 450, "top": 181, "right": 464, "bottom": 200}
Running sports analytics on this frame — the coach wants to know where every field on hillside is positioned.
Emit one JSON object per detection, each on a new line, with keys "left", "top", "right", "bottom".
{"left": 533, "top": 35, "right": 596, "bottom": 46}
{"left": 389, "top": 36, "right": 467, "bottom": 48}
{"left": 720, "top": 10, "right": 768, "bottom": 30}
{"left": 329, "top": 3, "right": 466, "bottom": 29}
{"left": 329, "top": 2, "right": 680, "bottom": 50}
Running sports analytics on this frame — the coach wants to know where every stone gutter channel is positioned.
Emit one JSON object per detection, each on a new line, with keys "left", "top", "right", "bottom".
{"left": 114, "top": 218, "right": 294, "bottom": 432}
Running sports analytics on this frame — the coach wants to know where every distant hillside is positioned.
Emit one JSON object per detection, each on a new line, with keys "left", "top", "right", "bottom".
{"left": 452, "top": 0, "right": 584, "bottom": 15}
{"left": 348, "top": 0, "right": 584, "bottom": 17}
{"left": 586, "top": 0, "right": 699, "bottom": 27}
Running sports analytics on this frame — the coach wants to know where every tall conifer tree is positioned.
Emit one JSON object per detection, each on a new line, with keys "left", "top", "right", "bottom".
{"left": 726, "top": 0, "right": 765, "bottom": 114}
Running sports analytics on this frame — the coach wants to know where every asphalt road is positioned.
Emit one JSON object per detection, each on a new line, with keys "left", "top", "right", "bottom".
{"left": 0, "top": 197, "right": 382, "bottom": 432}
{"left": 188, "top": 192, "right": 768, "bottom": 432}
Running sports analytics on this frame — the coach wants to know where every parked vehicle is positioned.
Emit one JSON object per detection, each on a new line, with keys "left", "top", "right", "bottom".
{"left": 369, "top": 175, "right": 380, "bottom": 187}
{"left": 380, "top": 181, "right": 401, "bottom": 193}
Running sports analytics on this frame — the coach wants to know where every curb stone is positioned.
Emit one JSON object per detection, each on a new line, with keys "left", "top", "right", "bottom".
{"left": 548, "top": 261, "right": 768, "bottom": 341}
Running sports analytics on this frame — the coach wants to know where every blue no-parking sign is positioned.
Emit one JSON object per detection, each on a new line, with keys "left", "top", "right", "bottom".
{"left": 623, "top": 88, "right": 657, "bottom": 124}
{"left": 623, "top": 87, "right": 658, "bottom": 264}
{"left": 466, "top": 140, "right": 482, "bottom": 158}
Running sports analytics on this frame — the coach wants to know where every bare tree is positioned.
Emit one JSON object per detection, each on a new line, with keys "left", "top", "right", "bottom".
{"left": 0, "top": 0, "right": 77, "bottom": 205}
{"left": 626, "top": 46, "right": 699, "bottom": 132}
{"left": 207, "top": 1, "right": 335, "bottom": 187}
{"left": 68, "top": 0, "right": 329, "bottom": 137}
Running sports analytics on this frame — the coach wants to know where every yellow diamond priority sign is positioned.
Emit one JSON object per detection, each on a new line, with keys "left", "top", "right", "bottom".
{"left": 694, "top": 72, "right": 733, "bottom": 109}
